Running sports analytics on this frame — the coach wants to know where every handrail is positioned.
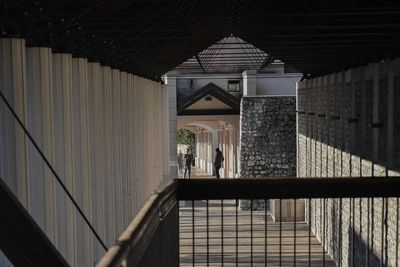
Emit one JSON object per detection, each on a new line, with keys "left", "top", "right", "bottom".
{"left": 97, "top": 180, "right": 178, "bottom": 267}
{"left": 97, "top": 176, "right": 400, "bottom": 266}
{"left": 177, "top": 177, "right": 400, "bottom": 200}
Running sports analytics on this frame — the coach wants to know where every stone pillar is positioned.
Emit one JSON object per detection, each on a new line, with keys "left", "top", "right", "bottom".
{"left": 52, "top": 53, "right": 75, "bottom": 264}
{"left": 165, "top": 72, "right": 178, "bottom": 179}
{"left": 0, "top": 38, "right": 28, "bottom": 208}
{"left": 242, "top": 70, "right": 257, "bottom": 96}
{"left": 25, "top": 46, "right": 55, "bottom": 241}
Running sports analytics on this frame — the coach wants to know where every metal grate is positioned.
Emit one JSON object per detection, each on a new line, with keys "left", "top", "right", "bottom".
{"left": 179, "top": 199, "right": 335, "bottom": 267}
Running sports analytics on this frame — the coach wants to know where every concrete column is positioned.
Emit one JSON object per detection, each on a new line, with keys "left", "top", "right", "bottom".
{"left": 126, "top": 73, "right": 135, "bottom": 225}
{"left": 162, "top": 84, "right": 170, "bottom": 179}
{"left": 132, "top": 75, "right": 138, "bottom": 215}
{"left": 101, "top": 65, "right": 115, "bottom": 246}
{"left": 71, "top": 57, "right": 92, "bottom": 266}
{"left": 0, "top": 38, "right": 28, "bottom": 207}
{"left": 142, "top": 79, "right": 149, "bottom": 202}
{"left": 87, "top": 61, "right": 105, "bottom": 260}
{"left": 242, "top": 70, "right": 257, "bottom": 96}
{"left": 52, "top": 53, "right": 75, "bottom": 265}
{"left": 25, "top": 47, "right": 55, "bottom": 241}
{"left": 120, "top": 71, "right": 129, "bottom": 228}
{"left": 137, "top": 77, "right": 145, "bottom": 208}
{"left": 165, "top": 72, "right": 178, "bottom": 179}
{"left": 111, "top": 69, "right": 123, "bottom": 237}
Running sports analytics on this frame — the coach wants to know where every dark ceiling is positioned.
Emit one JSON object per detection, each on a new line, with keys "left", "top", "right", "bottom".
{"left": 1, "top": 0, "right": 400, "bottom": 80}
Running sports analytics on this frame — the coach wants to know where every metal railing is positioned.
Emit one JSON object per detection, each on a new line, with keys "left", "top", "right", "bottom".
{"left": 97, "top": 177, "right": 400, "bottom": 267}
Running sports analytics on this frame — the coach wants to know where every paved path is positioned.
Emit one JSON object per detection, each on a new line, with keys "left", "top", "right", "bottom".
{"left": 178, "top": 165, "right": 215, "bottom": 179}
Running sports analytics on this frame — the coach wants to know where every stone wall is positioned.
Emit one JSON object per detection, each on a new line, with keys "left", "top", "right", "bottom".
{"left": 240, "top": 96, "right": 296, "bottom": 210}
{"left": 240, "top": 96, "right": 296, "bottom": 177}
{"left": 298, "top": 58, "right": 400, "bottom": 266}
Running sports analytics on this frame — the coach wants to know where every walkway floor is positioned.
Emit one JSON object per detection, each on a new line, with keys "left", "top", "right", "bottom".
{"left": 178, "top": 167, "right": 336, "bottom": 266}
{"left": 178, "top": 166, "right": 214, "bottom": 179}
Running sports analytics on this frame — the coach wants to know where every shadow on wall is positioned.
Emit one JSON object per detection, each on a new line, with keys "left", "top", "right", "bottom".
{"left": 348, "top": 225, "right": 382, "bottom": 267}
{"left": 297, "top": 68, "right": 400, "bottom": 173}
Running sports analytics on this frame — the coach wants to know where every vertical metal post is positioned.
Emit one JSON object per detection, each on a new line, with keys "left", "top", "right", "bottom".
{"left": 192, "top": 200, "right": 195, "bottom": 267}
{"left": 323, "top": 198, "right": 326, "bottom": 267}
{"left": 381, "top": 197, "right": 384, "bottom": 267}
{"left": 265, "top": 199, "right": 268, "bottom": 267}
{"left": 294, "top": 199, "right": 297, "bottom": 267}
{"left": 359, "top": 198, "right": 362, "bottom": 267}
{"left": 236, "top": 199, "right": 239, "bottom": 267}
{"left": 221, "top": 199, "right": 224, "bottom": 266}
{"left": 366, "top": 198, "right": 370, "bottom": 267}
{"left": 207, "top": 200, "right": 209, "bottom": 267}
{"left": 339, "top": 198, "right": 343, "bottom": 267}
{"left": 308, "top": 199, "right": 311, "bottom": 267}
{"left": 279, "top": 199, "right": 282, "bottom": 267}
{"left": 396, "top": 198, "right": 399, "bottom": 267}
{"left": 251, "top": 200, "right": 253, "bottom": 267}
{"left": 352, "top": 198, "right": 355, "bottom": 267}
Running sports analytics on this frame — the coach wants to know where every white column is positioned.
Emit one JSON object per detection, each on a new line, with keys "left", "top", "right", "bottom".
{"left": 242, "top": 70, "right": 257, "bottom": 96}
{"left": 26, "top": 47, "right": 55, "bottom": 240}
{"left": 165, "top": 72, "right": 178, "bottom": 179}
{"left": 52, "top": 53, "right": 75, "bottom": 265}
{"left": 211, "top": 130, "right": 218, "bottom": 175}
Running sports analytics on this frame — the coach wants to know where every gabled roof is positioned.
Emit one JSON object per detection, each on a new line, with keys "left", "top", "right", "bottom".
{"left": 174, "top": 37, "right": 275, "bottom": 74}
{"left": 178, "top": 83, "right": 240, "bottom": 116}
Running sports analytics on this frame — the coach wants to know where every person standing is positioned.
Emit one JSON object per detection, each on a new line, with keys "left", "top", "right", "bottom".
{"left": 177, "top": 150, "right": 184, "bottom": 173}
{"left": 184, "top": 150, "right": 193, "bottom": 179}
{"left": 214, "top": 148, "right": 224, "bottom": 178}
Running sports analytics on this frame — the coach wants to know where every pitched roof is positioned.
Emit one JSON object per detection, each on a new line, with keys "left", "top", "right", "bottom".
{"left": 178, "top": 83, "right": 240, "bottom": 116}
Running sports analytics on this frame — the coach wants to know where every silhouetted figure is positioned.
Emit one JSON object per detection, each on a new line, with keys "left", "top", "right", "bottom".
{"left": 184, "top": 150, "right": 193, "bottom": 179}
{"left": 214, "top": 148, "right": 224, "bottom": 178}
{"left": 177, "top": 150, "right": 184, "bottom": 173}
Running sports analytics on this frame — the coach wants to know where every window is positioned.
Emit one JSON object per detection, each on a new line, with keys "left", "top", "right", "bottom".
{"left": 228, "top": 80, "right": 240, "bottom": 92}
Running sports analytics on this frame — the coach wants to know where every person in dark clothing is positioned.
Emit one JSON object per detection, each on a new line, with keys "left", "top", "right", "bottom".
{"left": 214, "top": 148, "right": 224, "bottom": 178}
{"left": 184, "top": 150, "right": 193, "bottom": 179}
